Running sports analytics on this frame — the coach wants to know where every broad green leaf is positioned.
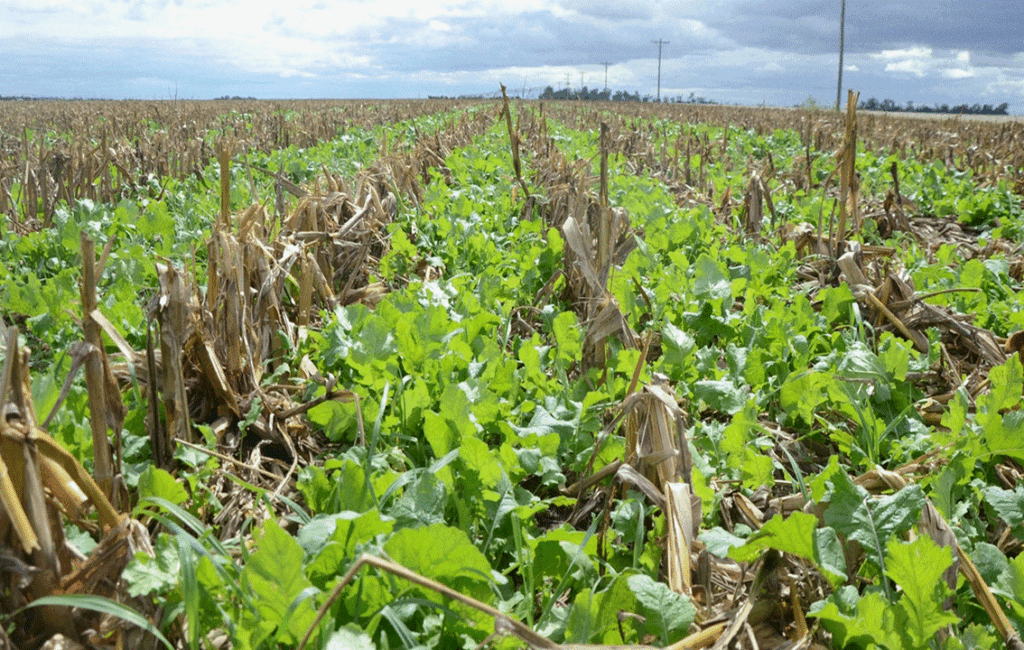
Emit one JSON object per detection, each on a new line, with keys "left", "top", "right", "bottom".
{"left": 939, "top": 388, "right": 969, "bottom": 441}
{"left": 730, "top": 512, "right": 847, "bottom": 586}
{"left": 877, "top": 334, "right": 911, "bottom": 381}
{"left": 424, "top": 383, "right": 478, "bottom": 458}
{"left": 780, "top": 371, "right": 829, "bottom": 426}
{"left": 565, "top": 577, "right": 639, "bottom": 644}
{"left": 741, "top": 447, "right": 774, "bottom": 491}
{"left": 995, "top": 550, "right": 1024, "bottom": 605}
{"left": 240, "top": 519, "right": 319, "bottom": 646}
{"left": 721, "top": 401, "right": 758, "bottom": 468}
{"left": 307, "top": 399, "right": 359, "bottom": 442}
{"left": 424, "top": 410, "right": 459, "bottom": 458}
{"left": 296, "top": 460, "right": 377, "bottom": 515}
{"left": 530, "top": 526, "right": 600, "bottom": 583}
{"left": 813, "top": 591, "right": 903, "bottom": 650}
{"left": 823, "top": 473, "right": 924, "bottom": 568}
{"left": 700, "top": 527, "right": 747, "bottom": 558}
{"left": 388, "top": 470, "right": 448, "bottom": 529}
{"left": 694, "top": 379, "right": 748, "bottom": 415}
{"left": 693, "top": 253, "right": 732, "bottom": 303}
{"left": 123, "top": 534, "right": 181, "bottom": 597}
{"left": 979, "top": 410, "right": 1024, "bottom": 464}
{"left": 983, "top": 486, "right": 1024, "bottom": 534}
{"left": 384, "top": 523, "right": 492, "bottom": 588}
{"left": 564, "top": 588, "right": 599, "bottom": 644}
{"left": 139, "top": 200, "right": 175, "bottom": 254}
{"left": 662, "top": 321, "right": 696, "bottom": 370}
{"left": 886, "top": 536, "right": 958, "bottom": 648}
{"left": 978, "top": 356, "right": 1024, "bottom": 427}
{"left": 820, "top": 284, "right": 856, "bottom": 324}
{"left": 460, "top": 435, "right": 505, "bottom": 489}
{"left": 627, "top": 574, "right": 696, "bottom": 645}
{"left": 971, "top": 542, "right": 1009, "bottom": 588}
{"left": 297, "top": 509, "right": 393, "bottom": 559}
{"left": 808, "top": 455, "right": 845, "bottom": 503}
{"left": 137, "top": 466, "right": 188, "bottom": 506}
{"left": 397, "top": 378, "right": 431, "bottom": 432}
{"left": 553, "top": 311, "right": 583, "bottom": 363}
{"left": 962, "top": 257, "right": 988, "bottom": 286}
{"left": 510, "top": 399, "right": 577, "bottom": 454}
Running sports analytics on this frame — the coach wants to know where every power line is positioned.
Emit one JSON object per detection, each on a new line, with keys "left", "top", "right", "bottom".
{"left": 836, "top": 0, "right": 847, "bottom": 111}
{"left": 652, "top": 39, "right": 669, "bottom": 102}
{"left": 601, "top": 62, "right": 612, "bottom": 92}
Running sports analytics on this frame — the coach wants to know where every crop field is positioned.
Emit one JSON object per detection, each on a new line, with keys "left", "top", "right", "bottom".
{"left": 1, "top": 92, "right": 1024, "bottom": 650}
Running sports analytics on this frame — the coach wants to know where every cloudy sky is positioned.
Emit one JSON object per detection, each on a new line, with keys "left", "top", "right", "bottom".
{"left": 2, "top": 0, "right": 1021, "bottom": 110}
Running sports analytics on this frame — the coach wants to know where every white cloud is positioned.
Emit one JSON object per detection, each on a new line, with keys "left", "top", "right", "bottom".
{"left": 874, "top": 46, "right": 933, "bottom": 77}
{"left": 942, "top": 68, "right": 974, "bottom": 79}
{"left": 870, "top": 47, "right": 987, "bottom": 82}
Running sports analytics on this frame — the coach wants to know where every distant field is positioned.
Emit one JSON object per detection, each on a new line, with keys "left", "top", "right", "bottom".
{"left": 860, "top": 109, "right": 1023, "bottom": 122}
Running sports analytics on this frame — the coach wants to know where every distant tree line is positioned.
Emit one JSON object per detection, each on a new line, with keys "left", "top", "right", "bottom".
{"left": 538, "top": 86, "right": 717, "bottom": 104}
{"left": 1, "top": 95, "right": 70, "bottom": 101}
{"left": 858, "top": 97, "right": 1009, "bottom": 116}
{"left": 2, "top": 95, "right": 261, "bottom": 101}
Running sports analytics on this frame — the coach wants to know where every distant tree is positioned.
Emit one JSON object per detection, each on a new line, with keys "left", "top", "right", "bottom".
{"left": 797, "top": 95, "right": 826, "bottom": 111}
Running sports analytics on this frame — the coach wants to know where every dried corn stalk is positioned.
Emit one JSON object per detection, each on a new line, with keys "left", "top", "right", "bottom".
{"left": 621, "top": 378, "right": 700, "bottom": 596}
{"left": 0, "top": 326, "right": 141, "bottom": 647}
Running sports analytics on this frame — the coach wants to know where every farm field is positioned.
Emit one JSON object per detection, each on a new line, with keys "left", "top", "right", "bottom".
{"left": 1, "top": 94, "right": 1024, "bottom": 650}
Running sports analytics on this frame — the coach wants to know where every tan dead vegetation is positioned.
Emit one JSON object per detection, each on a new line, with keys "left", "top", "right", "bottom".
{"left": 0, "top": 99, "right": 478, "bottom": 229}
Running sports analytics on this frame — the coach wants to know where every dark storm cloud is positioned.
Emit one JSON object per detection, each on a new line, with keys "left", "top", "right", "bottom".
{"left": 361, "top": 7, "right": 723, "bottom": 75}
{"left": 705, "top": 0, "right": 1021, "bottom": 56}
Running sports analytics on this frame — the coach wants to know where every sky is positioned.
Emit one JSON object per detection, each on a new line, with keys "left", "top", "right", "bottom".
{"left": 1, "top": 0, "right": 1022, "bottom": 110}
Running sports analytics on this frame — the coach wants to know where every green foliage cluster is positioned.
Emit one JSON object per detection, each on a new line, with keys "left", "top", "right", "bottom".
{"left": 4, "top": 101, "right": 1024, "bottom": 649}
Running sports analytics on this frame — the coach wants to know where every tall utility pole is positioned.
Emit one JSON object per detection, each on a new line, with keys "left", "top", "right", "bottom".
{"left": 601, "top": 62, "right": 612, "bottom": 91}
{"left": 836, "top": 0, "right": 846, "bottom": 111}
{"left": 652, "top": 39, "right": 669, "bottom": 102}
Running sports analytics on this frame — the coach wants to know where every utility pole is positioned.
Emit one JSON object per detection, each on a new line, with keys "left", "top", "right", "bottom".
{"left": 836, "top": 0, "right": 846, "bottom": 111}
{"left": 601, "top": 62, "right": 612, "bottom": 91}
{"left": 652, "top": 39, "right": 669, "bottom": 102}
